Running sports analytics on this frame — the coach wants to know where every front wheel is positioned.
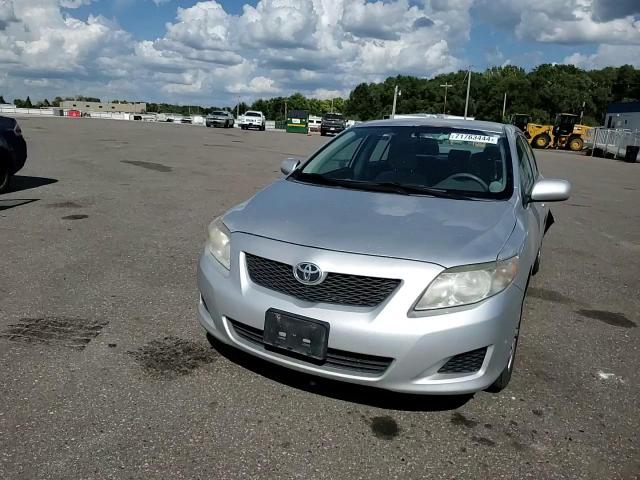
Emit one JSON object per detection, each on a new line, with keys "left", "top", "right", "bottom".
{"left": 260, "top": 124, "right": 265, "bottom": 131}
{"left": 486, "top": 295, "right": 524, "bottom": 393}
{"left": 533, "top": 134, "right": 550, "bottom": 149}
{"left": 0, "top": 162, "right": 10, "bottom": 194}
{"left": 568, "top": 136, "right": 583, "bottom": 151}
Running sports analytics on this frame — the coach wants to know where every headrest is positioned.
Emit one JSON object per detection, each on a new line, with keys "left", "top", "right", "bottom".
{"left": 388, "top": 134, "right": 417, "bottom": 170}
{"left": 417, "top": 137, "right": 439, "bottom": 156}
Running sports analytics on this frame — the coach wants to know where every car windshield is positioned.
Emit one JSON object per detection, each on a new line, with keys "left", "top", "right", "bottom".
{"left": 212, "top": 111, "right": 226, "bottom": 116}
{"left": 324, "top": 114, "right": 344, "bottom": 120}
{"left": 245, "top": 112, "right": 260, "bottom": 117}
{"left": 291, "top": 125, "right": 512, "bottom": 200}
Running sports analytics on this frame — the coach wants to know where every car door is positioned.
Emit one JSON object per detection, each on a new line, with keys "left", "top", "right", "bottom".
{"left": 515, "top": 135, "right": 543, "bottom": 267}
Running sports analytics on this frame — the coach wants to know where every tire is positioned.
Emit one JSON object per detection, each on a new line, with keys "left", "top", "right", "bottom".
{"left": 532, "top": 249, "right": 541, "bottom": 276}
{"left": 224, "top": 121, "right": 229, "bottom": 128}
{"left": 260, "top": 124, "right": 265, "bottom": 131}
{"left": 486, "top": 289, "right": 526, "bottom": 393}
{"left": 568, "top": 136, "right": 583, "bottom": 151}
{"left": 320, "top": 130, "right": 326, "bottom": 136}
{"left": 533, "top": 134, "right": 550, "bottom": 149}
{"left": 0, "top": 161, "right": 10, "bottom": 194}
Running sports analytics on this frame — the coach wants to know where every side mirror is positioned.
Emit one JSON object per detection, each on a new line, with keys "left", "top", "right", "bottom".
{"left": 530, "top": 179, "right": 571, "bottom": 202}
{"left": 281, "top": 158, "right": 301, "bottom": 176}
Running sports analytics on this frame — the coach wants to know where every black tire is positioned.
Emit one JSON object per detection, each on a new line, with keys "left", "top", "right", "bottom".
{"left": 224, "top": 121, "right": 229, "bottom": 128}
{"left": 568, "top": 136, "right": 583, "bottom": 151}
{"left": 0, "top": 161, "right": 10, "bottom": 194}
{"left": 533, "top": 134, "right": 550, "bottom": 149}
{"left": 320, "top": 130, "right": 326, "bottom": 136}
{"left": 486, "top": 293, "right": 525, "bottom": 393}
{"left": 260, "top": 124, "right": 266, "bottom": 131}
{"left": 532, "top": 249, "right": 541, "bottom": 276}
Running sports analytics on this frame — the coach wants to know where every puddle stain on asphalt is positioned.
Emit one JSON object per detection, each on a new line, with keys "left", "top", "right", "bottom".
{"left": 62, "top": 214, "right": 89, "bottom": 220}
{"left": 121, "top": 160, "right": 172, "bottom": 172}
{"left": 370, "top": 416, "right": 400, "bottom": 440}
{"left": 450, "top": 412, "right": 478, "bottom": 429}
{"left": 528, "top": 287, "right": 572, "bottom": 304}
{"left": 576, "top": 309, "right": 636, "bottom": 328}
{"left": 129, "top": 337, "right": 217, "bottom": 376}
{"left": 47, "top": 201, "right": 82, "bottom": 208}
{"left": 0, "top": 317, "right": 108, "bottom": 350}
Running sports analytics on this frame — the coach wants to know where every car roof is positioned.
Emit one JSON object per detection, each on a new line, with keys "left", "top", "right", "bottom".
{"left": 356, "top": 117, "right": 508, "bottom": 134}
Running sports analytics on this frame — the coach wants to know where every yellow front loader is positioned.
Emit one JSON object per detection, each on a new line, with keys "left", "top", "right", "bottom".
{"left": 511, "top": 113, "right": 591, "bottom": 151}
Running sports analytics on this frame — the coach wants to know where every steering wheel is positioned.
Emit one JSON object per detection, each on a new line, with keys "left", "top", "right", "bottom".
{"left": 440, "top": 173, "right": 489, "bottom": 191}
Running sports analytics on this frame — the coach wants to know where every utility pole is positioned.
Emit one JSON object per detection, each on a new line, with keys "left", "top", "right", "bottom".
{"left": 579, "top": 100, "right": 585, "bottom": 124}
{"left": 440, "top": 83, "right": 452, "bottom": 115}
{"left": 330, "top": 98, "right": 334, "bottom": 113}
{"left": 236, "top": 96, "right": 240, "bottom": 118}
{"left": 502, "top": 92, "right": 507, "bottom": 120}
{"left": 284, "top": 99, "right": 288, "bottom": 120}
{"left": 391, "top": 85, "right": 401, "bottom": 118}
{"left": 464, "top": 66, "right": 471, "bottom": 120}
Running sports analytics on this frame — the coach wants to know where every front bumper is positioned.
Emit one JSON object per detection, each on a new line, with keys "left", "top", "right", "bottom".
{"left": 197, "top": 232, "right": 524, "bottom": 394}
{"left": 206, "top": 119, "right": 227, "bottom": 127}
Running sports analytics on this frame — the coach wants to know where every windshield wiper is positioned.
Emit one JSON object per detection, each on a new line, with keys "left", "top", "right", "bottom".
{"left": 363, "top": 182, "right": 477, "bottom": 200}
{"left": 293, "top": 174, "right": 476, "bottom": 199}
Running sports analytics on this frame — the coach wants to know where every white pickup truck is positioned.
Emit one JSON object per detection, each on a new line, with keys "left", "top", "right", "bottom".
{"left": 238, "top": 111, "right": 266, "bottom": 130}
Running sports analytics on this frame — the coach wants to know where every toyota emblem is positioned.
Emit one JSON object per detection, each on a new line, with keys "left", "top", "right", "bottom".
{"left": 293, "top": 262, "right": 324, "bottom": 285}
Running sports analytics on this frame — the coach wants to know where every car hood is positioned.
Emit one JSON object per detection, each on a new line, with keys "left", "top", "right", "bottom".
{"left": 224, "top": 179, "right": 517, "bottom": 267}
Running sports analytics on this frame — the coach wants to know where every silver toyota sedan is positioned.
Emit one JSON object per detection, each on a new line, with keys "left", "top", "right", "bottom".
{"left": 197, "top": 118, "right": 570, "bottom": 395}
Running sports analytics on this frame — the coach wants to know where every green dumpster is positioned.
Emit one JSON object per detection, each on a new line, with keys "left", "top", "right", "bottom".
{"left": 286, "top": 109, "right": 309, "bottom": 134}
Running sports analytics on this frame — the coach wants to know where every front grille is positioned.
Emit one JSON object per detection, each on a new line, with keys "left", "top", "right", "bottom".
{"left": 228, "top": 319, "right": 393, "bottom": 375}
{"left": 245, "top": 253, "right": 400, "bottom": 308}
{"left": 438, "top": 347, "right": 487, "bottom": 374}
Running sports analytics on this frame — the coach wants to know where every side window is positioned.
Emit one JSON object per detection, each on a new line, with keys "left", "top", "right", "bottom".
{"left": 308, "top": 134, "right": 363, "bottom": 174}
{"left": 523, "top": 140, "right": 539, "bottom": 177}
{"left": 515, "top": 137, "right": 534, "bottom": 196}
{"left": 368, "top": 134, "right": 391, "bottom": 163}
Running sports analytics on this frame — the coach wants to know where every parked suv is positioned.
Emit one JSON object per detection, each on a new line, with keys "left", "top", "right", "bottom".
{"left": 320, "top": 113, "right": 346, "bottom": 136}
{"left": 206, "top": 111, "right": 235, "bottom": 128}
{"left": 0, "top": 116, "right": 27, "bottom": 193}
{"left": 239, "top": 111, "right": 266, "bottom": 130}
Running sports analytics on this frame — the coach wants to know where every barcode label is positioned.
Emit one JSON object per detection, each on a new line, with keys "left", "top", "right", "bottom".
{"left": 449, "top": 133, "right": 499, "bottom": 144}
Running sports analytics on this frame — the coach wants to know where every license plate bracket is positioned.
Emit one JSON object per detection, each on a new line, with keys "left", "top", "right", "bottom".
{"left": 263, "top": 309, "right": 329, "bottom": 361}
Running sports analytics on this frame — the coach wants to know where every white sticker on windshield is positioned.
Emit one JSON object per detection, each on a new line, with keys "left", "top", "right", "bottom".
{"left": 449, "top": 133, "right": 499, "bottom": 144}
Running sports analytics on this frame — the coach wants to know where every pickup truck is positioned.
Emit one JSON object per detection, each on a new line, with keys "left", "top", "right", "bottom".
{"left": 239, "top": 111, "right": 266, "bottom": 131}
{"left": 0, "top": 116, "right": 27, "bottom": 193}
{"left": 320, "top": 113, "right": 347, "bottom": 136}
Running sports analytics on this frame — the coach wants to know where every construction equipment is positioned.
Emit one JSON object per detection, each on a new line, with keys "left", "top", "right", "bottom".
{"left": 510, "top": 113, "right": 591, "bottom": 151}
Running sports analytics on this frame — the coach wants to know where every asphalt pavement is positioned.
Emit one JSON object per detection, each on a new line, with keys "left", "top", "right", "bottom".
{"left": 1, "top": 117, "right": 638, "bottom": 479}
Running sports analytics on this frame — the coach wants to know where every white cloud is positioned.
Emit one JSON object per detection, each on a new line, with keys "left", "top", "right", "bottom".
{"left": 564, "top": 44, "right": 640, "bottom": 69}
{"left": 1, "top": 0, "right": 637, "bottom": 106}
{"left": 473, "top": 0, "right": 640, "bottom": 45}
{"left": 228, "top": 75, "right": 280, "bottom": 94}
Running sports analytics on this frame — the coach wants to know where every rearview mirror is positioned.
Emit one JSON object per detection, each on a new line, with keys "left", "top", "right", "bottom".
{"left": 530, "top": 179, "right": 571, "bottom": 202}
{"left": 281, "top": 158, "right": 301, "bottom": 176}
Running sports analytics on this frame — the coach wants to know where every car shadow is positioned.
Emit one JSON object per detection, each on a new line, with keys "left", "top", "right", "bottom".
{"left": 207, "top": 334, "right": 473, "bottom": 412}
{"left": 4, "top": 176, "right": 58, "bottom": 194}
{"left": 0, "top": 198, "right": 39, "bottom": 211}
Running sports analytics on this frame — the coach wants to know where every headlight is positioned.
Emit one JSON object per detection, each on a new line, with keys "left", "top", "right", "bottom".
{"left": 206, "top": 217, "right": 231, "bottom": 270}
{"left": 414, "top": 256, "right": 519, "bottom": 311}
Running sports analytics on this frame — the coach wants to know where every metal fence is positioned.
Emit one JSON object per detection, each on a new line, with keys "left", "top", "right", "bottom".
{"left": 586, "top": 127, "right": 640, "bottom": 159}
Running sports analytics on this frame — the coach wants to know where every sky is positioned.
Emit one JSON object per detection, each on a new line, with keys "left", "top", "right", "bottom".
{"left": 0, "top": 0, "right": 639, "bottom": 106}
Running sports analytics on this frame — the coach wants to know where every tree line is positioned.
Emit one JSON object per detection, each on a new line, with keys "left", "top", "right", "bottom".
{"left": 3, "top": 64, "right": 638, "bottom": 125}
{"left": 343, "top": 64, "right": 639, "bottom": 125}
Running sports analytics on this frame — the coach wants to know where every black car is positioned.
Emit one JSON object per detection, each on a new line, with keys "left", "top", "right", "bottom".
{"left": 0, "top": 116, "right": 27, "bottom": 193}
{"left": 320, "top": 113, "right": 347, "bottom": 136}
